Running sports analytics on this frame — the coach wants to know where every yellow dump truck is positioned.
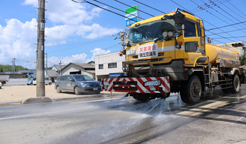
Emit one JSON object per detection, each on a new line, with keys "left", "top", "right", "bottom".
{"left": 102, "top": 8, "right": 245, "bottom": 104}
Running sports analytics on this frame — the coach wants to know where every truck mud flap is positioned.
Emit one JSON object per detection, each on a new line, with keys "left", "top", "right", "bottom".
{"left": 101, "top": 77, "right": 170, "bottom": 93}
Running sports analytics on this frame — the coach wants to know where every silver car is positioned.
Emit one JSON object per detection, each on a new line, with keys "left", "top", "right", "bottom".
{"left": 55, "top": 75, "right": 101, "bottom": 95}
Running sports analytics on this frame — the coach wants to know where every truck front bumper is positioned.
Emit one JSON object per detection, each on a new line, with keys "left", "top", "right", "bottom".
{"left": 102, "top": 76, "right": 170, "bottom": 93}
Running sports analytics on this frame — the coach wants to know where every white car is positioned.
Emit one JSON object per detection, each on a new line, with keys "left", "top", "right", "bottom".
{"left": 33, "top": 78, "right": 52, "bottom": 85}
{"left": 0, "top": 81, "right": 2, "bottom": 89}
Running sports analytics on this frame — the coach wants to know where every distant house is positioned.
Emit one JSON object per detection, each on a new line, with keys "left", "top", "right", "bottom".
{"left": 45, "top": 70, "right": 60, "bottom": 82}
{"left": 52, "top": 65, "right": 66, "bottom": 74}
{"left": 87, "top": 61, "right": 95, "bottom": 65}
{"left": 18, "top": 70, "right": 36, "bottom": 78}
{"left": 61, "top": 63, "right": 95, "bottom": 79}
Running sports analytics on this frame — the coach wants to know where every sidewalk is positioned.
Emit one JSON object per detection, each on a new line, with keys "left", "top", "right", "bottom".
{"left": 0, "top": 85, "right": 127, "bottom": 105}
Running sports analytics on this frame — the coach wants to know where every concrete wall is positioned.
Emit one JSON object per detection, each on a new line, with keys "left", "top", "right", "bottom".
{"left": 6, "top": 78, "right": 28, "bottom": 85}
{"left": 61, "top": 64, "right": 95, "bottom": 79}
{"left": 95, "top": 52, "right": 125, "bottom": 80}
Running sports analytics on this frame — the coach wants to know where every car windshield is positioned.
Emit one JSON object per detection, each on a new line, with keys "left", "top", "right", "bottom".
{"left": 128, "top": 19, "right": 175, "bottom": 45}
{"left": 73, "top": 75, "right": 94, "bottom": 81}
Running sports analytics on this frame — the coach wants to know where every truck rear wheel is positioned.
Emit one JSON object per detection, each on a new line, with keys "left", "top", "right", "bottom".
{"left": 231, "top": 74, "right": 240, "bottom": 93}
{"left": 132, "top": 94, "right": 151, "bottom": 102}
{"left": 180, "top": 76, "right": 201, "bottom": 104}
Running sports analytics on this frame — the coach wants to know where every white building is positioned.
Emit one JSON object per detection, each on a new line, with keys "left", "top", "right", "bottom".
{"left": 95, "top": 52, "right": 125, "bottom": 81}
{"left": 216, "top": 41, "right": 246, "bottom": 56}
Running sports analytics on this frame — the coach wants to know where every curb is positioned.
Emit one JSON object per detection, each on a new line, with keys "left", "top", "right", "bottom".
{"left": 22, "top": 97, "right": 52, "bottom": 104}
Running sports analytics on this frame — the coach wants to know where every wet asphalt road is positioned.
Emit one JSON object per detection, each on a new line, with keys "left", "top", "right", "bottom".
{"left": 1, "top": 86, "right": 246, "bottom": 144}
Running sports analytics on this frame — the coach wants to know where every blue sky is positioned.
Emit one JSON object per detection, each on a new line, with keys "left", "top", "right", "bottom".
{"left": 0, "top": 0, "right": 246, "bottom": 69}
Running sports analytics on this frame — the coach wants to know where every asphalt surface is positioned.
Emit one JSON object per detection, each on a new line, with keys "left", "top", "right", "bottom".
{"left": 1, "top": 86, "right": 246, "bottom": 144}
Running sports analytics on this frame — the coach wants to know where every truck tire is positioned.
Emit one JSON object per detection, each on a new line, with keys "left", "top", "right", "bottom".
{"left": 231, "top": 74, "right": 240, "bottom": 94}
{"left": 180, "top": 76, "right": 202, "bottom": 104}
{"left": 133, "top": 94, "right": 150, "bottom": 102}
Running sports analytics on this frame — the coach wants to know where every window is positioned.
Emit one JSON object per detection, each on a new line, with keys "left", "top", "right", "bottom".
{"left": 73, "top": 75, "right": 94, "bottom": 81}
{"left": 108, "top": 63, "right": 117, "bottom": 68}
{"left": 99, "top": 64, "right": 103, "bottom": 69}
{"left": 184, "top": 22, "right": 196, "bottom": 37}
{"left": 67, "top": 76, "right": 74, "bottom": 81}
{"left": 60, "top": 76, "right": 67, "bottom": 81}
{"left": 196, "top": 22, "right": 201, "bottom": 36}
{"left": 185, "top": 42, "right": 198, "bottom": 52}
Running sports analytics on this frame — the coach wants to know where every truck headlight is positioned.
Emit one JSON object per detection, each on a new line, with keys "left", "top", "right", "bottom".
{"left": 144, "top": 80, "right": 161, "bottom": 86}
{"left": 126, "top": 49, "right": 136, "bottom": 56}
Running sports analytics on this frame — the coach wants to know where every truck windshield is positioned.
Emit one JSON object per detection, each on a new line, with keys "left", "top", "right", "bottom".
{"left": 128, "top": 19, "right": 175, "bottom": 45}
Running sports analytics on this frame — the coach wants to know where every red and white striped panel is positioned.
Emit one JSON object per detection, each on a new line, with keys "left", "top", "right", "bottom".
{"left": 101, "top": 77, "right": 170, "bottom": 93}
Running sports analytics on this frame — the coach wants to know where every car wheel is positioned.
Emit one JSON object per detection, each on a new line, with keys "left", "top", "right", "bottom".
{"left": 56, "top": 86, "right": 62, "bottom": 93}
{"left": 49, "top": 82, "right": 52, "bottom": 85}
{"left": 74, "top": 87, "right": 81, "bottom": 95}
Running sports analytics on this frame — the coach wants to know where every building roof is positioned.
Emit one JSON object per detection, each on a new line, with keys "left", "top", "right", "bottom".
{"left": 46, "top": 70, "right": 59, "bottom": 77}
{"left": 53, "top": 65, "right": 66, "bottom": 71}
{"left": 62, "top": 62, "right": 95, "bottom": 71}
{"left": 19, "top": 70, "right": 36, "bottom": 73}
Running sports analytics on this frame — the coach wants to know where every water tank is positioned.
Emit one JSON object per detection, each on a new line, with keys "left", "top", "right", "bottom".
{"left": 206, "top": 43, "right": 239, "bottom": 64}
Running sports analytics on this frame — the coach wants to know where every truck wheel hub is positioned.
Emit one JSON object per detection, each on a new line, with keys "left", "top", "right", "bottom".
{"left": 191, "top": 83, "right": 200, "bottom": 97}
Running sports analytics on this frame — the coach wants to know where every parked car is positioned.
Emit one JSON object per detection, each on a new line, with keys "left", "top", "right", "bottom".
{"left": 0, "top": 81, "right": 2, "bottom": 89}
{"left": 27, "top": 78, "right": 52, "bottom": 85}
{"left": 0, "top": 75, "right": 9, "bottom": 85}
{"left": 55, "top": 75, "right": 101, "bottom": 95}
{"left": 27, "top": 78, "right": 35, "bottom": 85}
{"left": 33, "top": 78, "right": 52, "bottom": 85}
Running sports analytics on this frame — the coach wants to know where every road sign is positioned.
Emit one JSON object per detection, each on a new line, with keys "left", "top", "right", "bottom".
{"left": 125, "top": 5, "right": 139, "bottom": 27}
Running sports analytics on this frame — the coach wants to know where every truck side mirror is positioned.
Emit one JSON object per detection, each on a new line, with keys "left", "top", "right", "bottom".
{"left": 174, "top": 12, "right": 185, "bottom": 31}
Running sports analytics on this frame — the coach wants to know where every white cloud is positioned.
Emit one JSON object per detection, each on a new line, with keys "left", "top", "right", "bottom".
{"left": 77, "top": 23, "right": 121, "bottom": 39}
{"left": 22, "top": 0, "right": 38, "bottom": 7}
{"left": 0, "top": 18, "right": 37, "bottom": 64}
{"left": 87, "top": 48, "right": 111, "bottom": 61}
{"left": 47, "top": 48, "right": 110, "bottom": 66}
{"left": 0, "top": 0, "right": 122, "bottom": 69}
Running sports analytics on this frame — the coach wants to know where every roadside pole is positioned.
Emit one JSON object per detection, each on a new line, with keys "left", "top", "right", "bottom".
{"left": 22, "top": 0, "right": 51, "bottom": 104}
{"left": 36, "top": 0, "right": 45, "bottom": 97}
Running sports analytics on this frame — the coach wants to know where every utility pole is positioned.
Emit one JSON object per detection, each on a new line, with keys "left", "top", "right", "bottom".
{"left": 12, "top": 58, "right": 16, "bottom": 73}
{"left": 59, "top": 61, "right": 62, "bottom": 75}
{"left": 45, "top": 52, "right": 47, "bottom": 76}
{"left": 36, "top": 0, "right": 45, "bottom": 97}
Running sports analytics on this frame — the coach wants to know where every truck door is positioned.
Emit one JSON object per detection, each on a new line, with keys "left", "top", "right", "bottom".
{"left": 183, "top": 20, "right": 205, "bottom": 65}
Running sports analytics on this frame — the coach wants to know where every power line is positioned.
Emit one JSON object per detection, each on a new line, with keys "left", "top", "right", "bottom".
{"left": 207, "top": 20, "right": 246, "bottom": 31}
{"left": 228, "top": 1, "right": 246, "bottom": 18}
{"left": 206, "top": 0, "right": 246, "bottom": 32}
{"left": 132, "top": 0, "right": 165, "bottom": 14}
{"left": 170, "top": 0, "right": 236, "bottom": 42}
{"left": 206, "top": 28, "right": 246, "bottom": 35}
{"left": 191, "top": 0, "right": 246, "bottom": 39}
{"left": 92, "top": 0, "right": 145, "bottom": 20}
{"left": 114, "top": 0, "right": 155, "bottom": 17}
{"left": 72, "top": 0, "right": 138, "bottom": 22}
{"left": 213, "top": 36, "right": 246, "bottom": 39}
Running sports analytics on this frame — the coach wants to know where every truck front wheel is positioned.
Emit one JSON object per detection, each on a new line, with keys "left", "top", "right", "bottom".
{"left": 180, "top": 76, "right": 202, "bottom": 104}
